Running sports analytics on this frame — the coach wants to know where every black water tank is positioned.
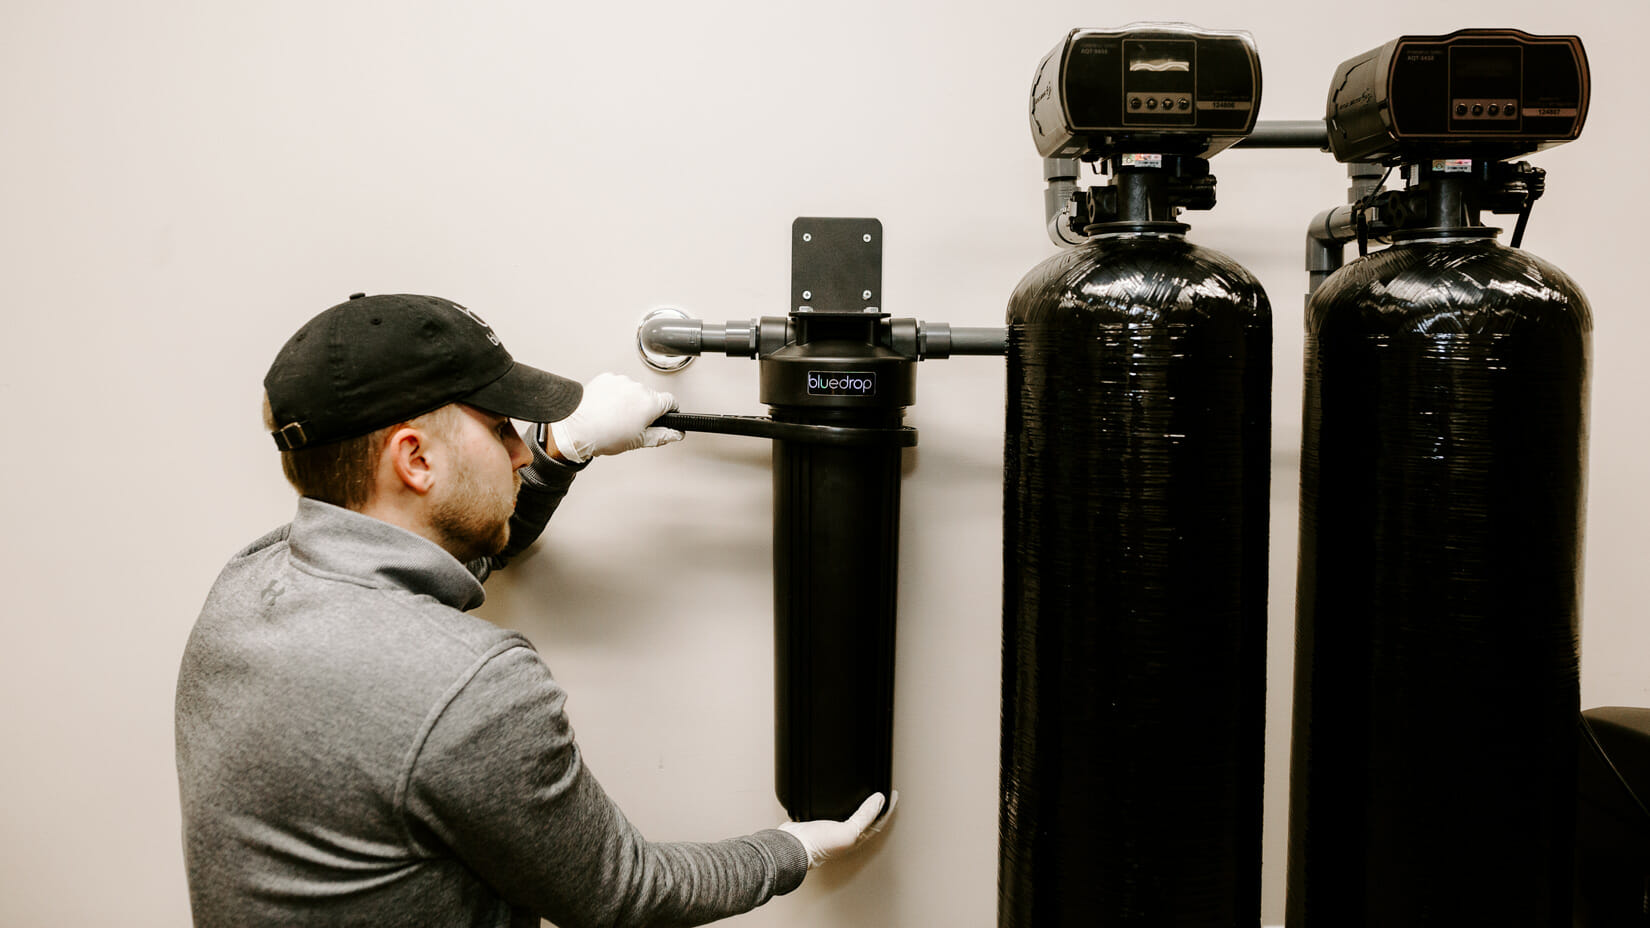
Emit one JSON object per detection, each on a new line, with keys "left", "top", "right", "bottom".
{"left": 1001, "top": 230, "right": 1272, "bottom": 926}
{"left": 1288, "top": 233, "right": 1591, "bottom": 927}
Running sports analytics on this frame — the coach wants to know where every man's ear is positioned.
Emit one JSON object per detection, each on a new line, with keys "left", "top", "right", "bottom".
{"left": 384, "top": 424, "right": 437, "bottom": 495}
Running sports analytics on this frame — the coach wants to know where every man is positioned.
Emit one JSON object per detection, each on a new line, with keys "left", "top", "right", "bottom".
{"left": 176, "top": 293, "right": 888, "bottom": 927}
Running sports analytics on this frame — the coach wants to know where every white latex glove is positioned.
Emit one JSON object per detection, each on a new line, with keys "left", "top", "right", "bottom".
{"left": 547, "top": 372, "right": 683, "bottom": 463}
{"left": 778, "top": 792, "right": 895, "bottom": 869}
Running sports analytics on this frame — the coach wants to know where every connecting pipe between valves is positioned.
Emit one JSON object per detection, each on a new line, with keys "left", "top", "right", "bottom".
{"left": 1232, "top": 119, "right": 1331, "bottom": 150}
{"left": 638, "top": 309, "right": 1007, "bottom": 371}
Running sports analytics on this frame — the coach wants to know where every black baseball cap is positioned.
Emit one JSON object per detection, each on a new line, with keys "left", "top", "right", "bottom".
{"left": 264, "top": 293, "right": 583, "bottom": 451}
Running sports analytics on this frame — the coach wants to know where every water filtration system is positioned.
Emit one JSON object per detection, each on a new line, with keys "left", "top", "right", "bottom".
{"left": 637, "top": 218, "right": 1004, "bottom": 822}
{"left": 1286, "top": 29, "right": 1591, "bottom": 928}
{"left": 632, "top": 20, "right": 1605, "bottom": 925}
{"left": 1001, "top": 24, "right": 1272, "bottom": 928}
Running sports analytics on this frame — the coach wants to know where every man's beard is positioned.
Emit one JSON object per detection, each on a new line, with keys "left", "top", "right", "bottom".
{"left": 429, "top": 460, "right": 522, "bottom": 564}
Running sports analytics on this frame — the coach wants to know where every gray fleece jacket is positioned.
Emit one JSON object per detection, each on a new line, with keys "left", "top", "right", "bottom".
{"left": 176, "top": 476, "right": 807, "bottom": 927}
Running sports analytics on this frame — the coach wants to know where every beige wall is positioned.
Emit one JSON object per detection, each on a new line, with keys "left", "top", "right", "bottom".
{"left": 2, "top": 1, "right": 1644, "bottom": 925}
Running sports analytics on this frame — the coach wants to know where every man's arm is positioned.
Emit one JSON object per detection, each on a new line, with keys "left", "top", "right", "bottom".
{"left": 469, "top": 373, "right": 683, "bottom": 580}
{"left": 403, "top": 644, "right": 811, "bottom": 927}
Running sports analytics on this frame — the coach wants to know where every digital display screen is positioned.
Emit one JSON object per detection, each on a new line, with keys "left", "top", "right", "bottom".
{"left": 1129, "top": 57, "right": 1190, "bottom": 73}
{"left": 1451, "top": 46, "right": 1521, "bottom": 99}
{"left": 1452, "top": 47, "right": 1518, "bottom": 80}
{"left": 1124, "top": 39, "right": 1195, "bottom": 94}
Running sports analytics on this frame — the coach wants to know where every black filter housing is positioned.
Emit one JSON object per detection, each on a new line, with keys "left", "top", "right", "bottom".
{"left": 765, "top": 312, "right": 914, "bottom": 822}
{"left": 1001, "top": 232, "right": 1272, "bottom": 926}
{"left": 1288, "top": 235, "right": 1591, "bottom": 927}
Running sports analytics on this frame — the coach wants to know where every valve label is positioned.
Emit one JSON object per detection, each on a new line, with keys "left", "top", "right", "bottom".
{"left": 807, "top": 371, "right": 878, "bottom": 397}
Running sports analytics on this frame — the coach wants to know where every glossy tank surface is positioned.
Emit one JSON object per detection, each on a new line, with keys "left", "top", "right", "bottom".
{"left": 1289, "top": 236, "right": 1591, "bottom": 927}
{"left": 1001, "top": 232, "right": 1273, "bottom": 926}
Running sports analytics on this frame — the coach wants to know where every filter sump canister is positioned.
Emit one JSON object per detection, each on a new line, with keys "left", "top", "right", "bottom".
{"left": 1288, "top": 233, "right": 1590, "bottom": 927}
{"left": 764, "top": 313, "right": 913, "bottom": 823}
{"left": 1001, "top": 231, "right": 1272, "bottom": 926}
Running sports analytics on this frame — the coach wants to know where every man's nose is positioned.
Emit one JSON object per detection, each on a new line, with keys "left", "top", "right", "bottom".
{"left": 507, "top": 426, "right": 532, "bottom": 470}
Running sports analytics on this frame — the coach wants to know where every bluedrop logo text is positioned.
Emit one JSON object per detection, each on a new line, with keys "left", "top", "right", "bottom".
{"left": 807, "top": 371, "right": 877, "bottom": 397}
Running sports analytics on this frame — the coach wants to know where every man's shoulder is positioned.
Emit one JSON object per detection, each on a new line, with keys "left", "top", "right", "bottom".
{"left": 262, "top": 553, "right": 529, "bottom": 666}
{"left": 191, "top": 522, "right": 534, "bottom": 687}
{"left": 231, "top": 522, "right": 293, "bottom": 560}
